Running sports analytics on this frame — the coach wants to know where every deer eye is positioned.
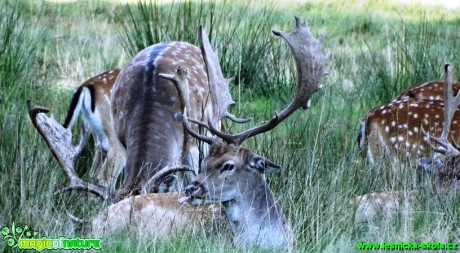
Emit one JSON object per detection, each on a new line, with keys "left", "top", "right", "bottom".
{"left": 221, "top": 161, "right": 235, "bottom": 172}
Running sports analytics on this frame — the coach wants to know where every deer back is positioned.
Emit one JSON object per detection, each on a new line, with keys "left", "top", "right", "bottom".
{"left": 358, "top": 98, "right": 460, "bottom": 164}
{"left": 111, "top": 42, "right": 211, "bottom": 195}
{"left": 91, "top": 192, "right": 227, "bottom": 240}
{"left": 396, "top": 81, "right": 460, "bottom": 101}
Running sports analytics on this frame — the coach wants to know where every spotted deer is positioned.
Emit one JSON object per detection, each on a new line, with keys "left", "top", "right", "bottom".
{"left": 66, "top": 17, "right": 326, "bottom": 249}
{"left": 355, "top": 64, "right": 460, "bottom": 222}
{"left": 358, "top": 80, "right": 460, "bottom": 166}
{"left": 62, "top": 69, "right": 125, "bottom": 189}
{"left": 28, "top": 32, "right": 250, "bottom": 200}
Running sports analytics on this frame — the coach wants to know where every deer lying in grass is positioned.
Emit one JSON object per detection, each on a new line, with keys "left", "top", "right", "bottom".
{"left": 358, "top": 78, "right": 460, "bottom": 167}
{"left": 88, "top": 17, "right": 328, "bottom": 249}
{"left": 355, "top": 64, "right": 460, "bottom": 221}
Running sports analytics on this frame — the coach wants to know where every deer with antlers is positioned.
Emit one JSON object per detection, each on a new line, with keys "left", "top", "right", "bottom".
{"left": 358, "top": 76, "right": 460, "bottom": 167}
{"left": 29, "top": 17, "right": 327, "bottom": 249}
{"left": 355, "top": 64, "right": 460, "bottom": 222}
{"left": 93, "top": 18, "right": 328, "bottom": 248}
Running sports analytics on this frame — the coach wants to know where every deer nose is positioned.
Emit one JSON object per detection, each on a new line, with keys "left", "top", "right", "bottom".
{"left": 185, "top": 183, "right": 198, "bottom": 197}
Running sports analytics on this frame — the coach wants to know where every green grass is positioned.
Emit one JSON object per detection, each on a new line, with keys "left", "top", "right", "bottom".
{"left": 1, "top": 0, "right": 460, "bottom": 252}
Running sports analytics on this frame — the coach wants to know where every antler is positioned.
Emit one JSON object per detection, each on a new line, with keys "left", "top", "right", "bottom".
{"left": 187, "top": 17, "right": 328, "bottom": 145}
{"left": 27, "top": 100, "right": 114, "bottom": 200}
{"left": 197, "top": 26, "right": 251, "bottom": 126}
{"left": 422, "top": 64, "right": 460, "bottom": 156}
{"left": 142, "top": 160, "right": 195, "bottom": 194}
{"left": 28, "top": 100, "right": 195, "bottom": 202}
{"left": 159, "top": 67, "right": 190, "bottom": 113}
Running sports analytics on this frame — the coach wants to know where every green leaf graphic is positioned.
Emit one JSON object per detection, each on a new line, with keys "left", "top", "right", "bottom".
{"left": 7, "top": 238, "right": 15, "bottom": 247}
{"left": 15, "top": 227, "right": 22, "bottom": 234}
{"left": 1, "top": 227, "right": 9, "bottom": 236}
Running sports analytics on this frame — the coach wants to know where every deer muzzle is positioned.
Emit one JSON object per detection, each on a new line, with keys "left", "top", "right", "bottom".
{"left": 184, "top": 181, "right": 207, "bottom": 205}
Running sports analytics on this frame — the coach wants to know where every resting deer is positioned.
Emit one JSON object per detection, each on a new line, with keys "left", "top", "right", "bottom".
{"left": 90, "top": 17, "right": 327, "bottom": 249}
{"left": 358, "top": 78, "right": 460, "bottom": 166}
{"left": 62, "top": 69, "right": 125, "bottom": 189}
{"left": 355, "top": 64, "right": 460, "bottom": 222}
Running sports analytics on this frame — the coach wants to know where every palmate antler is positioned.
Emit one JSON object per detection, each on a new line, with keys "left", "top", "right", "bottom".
{"left": 27, "top": 100, "right": 113, "bottom": 200}
{"left": 27, "top": 100, "right": 193, "bottom": 202}
{"left": 185, "top": 17, "right": 329, "bottom": 145}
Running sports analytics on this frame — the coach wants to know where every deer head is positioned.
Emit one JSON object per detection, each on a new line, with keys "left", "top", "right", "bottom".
{"left": 181, "top": 17, "right": 328, "bottom": 248}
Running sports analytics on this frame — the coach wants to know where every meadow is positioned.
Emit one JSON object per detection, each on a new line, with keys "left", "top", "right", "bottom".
{"left": 1, "top": 0, "right": 460, "bottom": 252}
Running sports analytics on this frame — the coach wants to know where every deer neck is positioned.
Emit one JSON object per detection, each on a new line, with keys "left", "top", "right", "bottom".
{"left": 222, "top": 176, "right": 293, "bottom": 248}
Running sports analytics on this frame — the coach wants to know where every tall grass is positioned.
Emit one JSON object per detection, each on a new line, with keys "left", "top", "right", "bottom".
{"left": 2, "top": 0, "right": 460, "bottom": 252}
{"left": 0, "top": 0, "right": 44, "bottom": 227}
{"left": 119, "top": 0, "right": 294, "bottom": 97}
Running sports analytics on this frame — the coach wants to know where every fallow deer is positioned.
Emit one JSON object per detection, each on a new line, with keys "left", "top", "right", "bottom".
{"left": 357, "top": 98, "right": 460, "bottom": 165}
{"left": 28, "top": 33, "right": 248, "bottom": 200}
{"left": 110, "top": 36, "right": 248, "bottom": 197}
{"left": 178, "top": 17, "right": 327, "bottom": 248}
{"left": 358, "top": 79, "right": 460, "bottom": 166}
{"left": 90, "top": 17, "right": 327, "bottom": 249}
{"left": 62, "top": 69, "right": 125, "bottom": 189}
{"left": 355, "top": 64, "right": 460, "bottom": 222}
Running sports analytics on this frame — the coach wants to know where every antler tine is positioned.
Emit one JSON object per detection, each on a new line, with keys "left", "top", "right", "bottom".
{"left": 423, "top": 64, "right": 460, "bottom": 157}
{"left": 223, "top": 112, "right": 251, "bottom": 123}
{"left": 183, "top": 108, "right": 217, "bottom": 145}
{"left": 441, "top": 64, "right": 460, "bottom": 140}
{"left": 144, "top": 161, "right": 195, "bottom": 192}
{"left": 193, "top": 17, "right": 328, "bottom": 145}
{"left": 198, "top": 26, "right": 250, "bottom": 126}
{"left": 27, "top": 100, "right": 113, "bottom": 200}
{"left": 421, "top": 128, "right": 460, "bottom": 156}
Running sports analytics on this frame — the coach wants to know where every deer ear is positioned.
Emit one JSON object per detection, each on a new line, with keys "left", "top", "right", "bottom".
{"left": 248, "top": 154, "right": 281, "bottom": 174}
